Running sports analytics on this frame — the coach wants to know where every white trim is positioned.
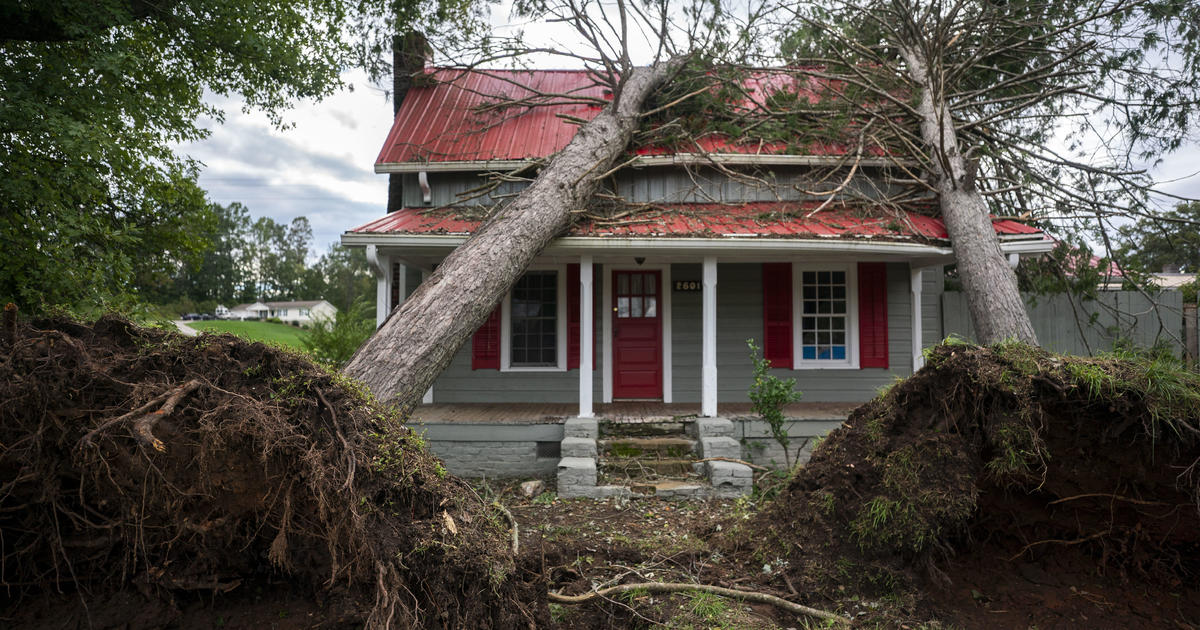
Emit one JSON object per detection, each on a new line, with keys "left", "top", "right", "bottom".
{"left": 701, "top": 257, "right": 718, "bottom": 417}
{"left": 421, "top": 270, "right": 433, "bottom": 404}
{"left": 342, "top": 232, "right": 958, "bottom": 258}
{"left": 602, "top": 263, "right": 672, "bottom": 403}
{"left": 374, "top": 153, "right": 914, "bottom": 173}
{"left": 579, "top": 256, "right": 594, "bottom": 418}
{"left": 500, "top": 264, "right": 568, "bottom": 372}
{"left": 911, "top": 265, "right": 926, "bottom": 373}
{"left": 792, "top": 262, "right": 860, "bottom": 370}
{"left": 367, "top": 246, "right": 392, "bottom": 329}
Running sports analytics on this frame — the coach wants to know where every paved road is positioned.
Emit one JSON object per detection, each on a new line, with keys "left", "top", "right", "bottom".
{"left": 173, "top": 320, "right": 199, "bottom": 337}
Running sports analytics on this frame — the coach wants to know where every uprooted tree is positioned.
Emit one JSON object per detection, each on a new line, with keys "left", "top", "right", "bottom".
{"left": 779, "top": 0, "right": 1200, "bottom": 344}
{"left": 344, "top": 0, "right": 766, "bottom": 408}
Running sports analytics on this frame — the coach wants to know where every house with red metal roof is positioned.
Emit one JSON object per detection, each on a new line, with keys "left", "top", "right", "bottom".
{"left": 341, "top": 69, "right": 1052, "bottom": 419}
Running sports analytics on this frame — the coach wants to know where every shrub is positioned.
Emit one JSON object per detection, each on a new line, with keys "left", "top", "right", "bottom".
{"left": 302, "top": 298, "right": 375, "bottom": 367}
{"left": 747, "top": 338, "right": 804, "bottom": 468}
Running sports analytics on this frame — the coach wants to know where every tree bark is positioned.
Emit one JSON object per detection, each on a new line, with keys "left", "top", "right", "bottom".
{"left": 900, "top": 46, "right": 1038, "bottom": 345}
{"left": 343, "top": 59, "right": 684, "bottom": 408}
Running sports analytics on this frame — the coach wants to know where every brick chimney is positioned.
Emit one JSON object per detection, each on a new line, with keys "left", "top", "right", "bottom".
{"left": 387, "top": 32, "right": 428, "bottom": 214}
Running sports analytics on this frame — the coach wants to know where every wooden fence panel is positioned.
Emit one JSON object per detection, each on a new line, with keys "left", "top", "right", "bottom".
{"left": 941, "top": 291, "right": 1187, "bottom": 356}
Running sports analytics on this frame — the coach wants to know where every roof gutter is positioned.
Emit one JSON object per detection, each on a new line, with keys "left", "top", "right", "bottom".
{"left": 375, "top": 153, "right": 917, "bottom": 174}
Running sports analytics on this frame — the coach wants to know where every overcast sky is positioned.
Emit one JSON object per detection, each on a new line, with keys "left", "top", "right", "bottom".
{"left": 176, "top": 7, "right": 1200, "bottom": 255}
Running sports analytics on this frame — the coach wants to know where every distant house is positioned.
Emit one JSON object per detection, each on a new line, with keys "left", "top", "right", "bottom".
{"left": 229, "top": 300, "right": 337, "bottom": 326}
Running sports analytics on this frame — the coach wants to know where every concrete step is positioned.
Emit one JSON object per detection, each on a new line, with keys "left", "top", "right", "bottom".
{"left": 601, "top": 456, "right": 698, "bottom": 478}
{"left": 630, "top": 480, "right": 710, "bottom": 499}
{"left": 600, "top": 436, "right": 696, "bottom": 458}
{"left": 599, "top": 420, "right": 687, "bottom": 438}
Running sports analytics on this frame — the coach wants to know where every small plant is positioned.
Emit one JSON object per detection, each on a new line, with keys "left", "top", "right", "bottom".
{"left": 747, "top": 338, "right": 805, "bottom": 469}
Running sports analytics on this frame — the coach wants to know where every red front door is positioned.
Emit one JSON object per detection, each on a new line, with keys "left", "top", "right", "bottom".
{"left": 613, "top": 270, "right": 662, "bottom": 399}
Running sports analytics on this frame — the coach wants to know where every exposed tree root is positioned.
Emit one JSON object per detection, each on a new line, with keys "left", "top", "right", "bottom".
{"left": 548, "top": 581, "right": 851, "bottom": 624}
{"left": 694, "top": 456, "right": 770, "bottom": 471}
{"left": 79, "top": 378, "right": 202, "bottom": 451}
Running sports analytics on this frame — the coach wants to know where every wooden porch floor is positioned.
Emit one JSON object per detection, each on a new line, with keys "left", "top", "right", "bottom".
{"left": 407, "top": 401, "right": 859, "bottom": 424}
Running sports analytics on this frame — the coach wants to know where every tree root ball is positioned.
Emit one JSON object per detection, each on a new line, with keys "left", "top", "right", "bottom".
{"left": 0, "top": 315, "right": 546, "bottom": 628}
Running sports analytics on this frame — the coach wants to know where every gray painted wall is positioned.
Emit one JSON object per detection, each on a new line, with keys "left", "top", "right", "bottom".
{"left": 402, "top": 166, "right": 906, "bottom": 207}
{"left": 428, "top": 261, "right": 933, "bottom": 405}
{"left": 413, "top": 423, "right": 563, "bottom": 478}
{"left": 430, "top": 265, "right": 606, "bottom": 404}
{"left": 672, "top": 262, "right": 917, "bottom": 403}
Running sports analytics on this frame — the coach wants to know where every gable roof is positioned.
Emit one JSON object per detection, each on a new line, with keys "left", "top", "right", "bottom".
{"left": 376, "top": 69, "right": 877, "bottom": 172}
{"left": 348, "top": 203, "right": 1042, "bottom": 243}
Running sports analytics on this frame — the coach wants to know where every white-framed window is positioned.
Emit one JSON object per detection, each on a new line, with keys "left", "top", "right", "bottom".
{"left": 501, "top": 265, "right": 568, "bottom": 371}
{"left": 277, "top": 308, "right": 289, "bottom": 317}
{"left": 299, "top": 308, "right": 310, "bottom": 317}
{"left": 793, "top": 263, "right": 859, "bottom": 369}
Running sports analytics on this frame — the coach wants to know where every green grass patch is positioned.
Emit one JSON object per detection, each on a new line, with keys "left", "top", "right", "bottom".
{"left": 187, "top": 320, "right": 309, "bottom": 350}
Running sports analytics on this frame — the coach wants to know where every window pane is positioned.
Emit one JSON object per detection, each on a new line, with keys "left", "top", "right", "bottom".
{"left": 818, "top": 271, "right": 830, "bottom": 284}
{"left": 618, "top": 274, "right": 629, "bottom": 294}
{"left": 618, "top": 297, "right": 630, "bottom": 317}
{"left": 832, "top": 346, "right": 846, "bottom": 360}
{"left": 803, "top": 286, "right": 816, "bottom": 299}
{"left": 631, "top": 274, "right": 642, "bottom": 295}
{"left": 833, "top": 331, "right": 845, "bottom": 345}
{"left": 631, "top": 297, "right": 643, "bottom": 317}
{"left": 804, "top": 301, "right": 816, "bottom": 314}
{"left": 833, "top": 300, "right": 846, "bottom": 314}
{"left": 510, "top": 271, "right": 558, "bottom": 366}
{"left": 803, "top": 271, "right": 816, "bottom": 284}
{"left": 802, "top": 346, "right": 817, "bottom": 360}
{"left": 645, "top": 297, "right": 657, "bottom": 317}
{"left": 833, "top": 286, "right": 846, "bottom": 299}
{"left": 646, "top": 275, "right": 656, "bottom": 295}
{"left": 832, "top": 271, "right": 846, "bottom": 284}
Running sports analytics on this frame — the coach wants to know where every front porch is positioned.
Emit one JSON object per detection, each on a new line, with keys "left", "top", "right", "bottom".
{"left": 407, "top": 401, "right": 859, "bottom": 424}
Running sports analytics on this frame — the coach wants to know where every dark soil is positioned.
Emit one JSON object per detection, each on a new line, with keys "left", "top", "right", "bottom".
{"left": 733, "top": 342, "right": 1200, "bottom": 628}
{"left": 0, "top": 315, "right": 546, "bottom": 629}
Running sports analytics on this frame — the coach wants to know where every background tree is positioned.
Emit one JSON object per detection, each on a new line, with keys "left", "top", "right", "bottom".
{"left": 1116, "top": 201, "right": 1200, "bottom": 274}
{"left": 0, "top": 0, "right": 484, "bottom": 312}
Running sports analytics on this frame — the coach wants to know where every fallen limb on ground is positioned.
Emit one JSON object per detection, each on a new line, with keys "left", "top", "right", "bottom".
{"left": 548, "top": 581, "right": 850, "bottom": 624}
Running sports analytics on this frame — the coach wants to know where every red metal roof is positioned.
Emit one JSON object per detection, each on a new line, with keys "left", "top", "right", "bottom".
{"left": 377, "top": 69, "right": 868, "bottom": 166}
{"left": 348, "top": 203, "right": 1043, "bottom": 241}
{"left": 378, "top": 69, "right": 610, "bottom": 165}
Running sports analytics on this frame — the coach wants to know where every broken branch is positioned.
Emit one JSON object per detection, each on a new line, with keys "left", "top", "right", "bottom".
{"left": 548, "top": 581, "right": 850, "bottom": 624}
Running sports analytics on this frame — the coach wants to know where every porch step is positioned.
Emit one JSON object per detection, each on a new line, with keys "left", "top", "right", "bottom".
{"left": 602, "top": 456, "right": 698, "bottom": 479}
{"left": 600, "top": 421, "right": 687, "bottom": 438}
{"left": 599, "top": 437, "right": 696, "bottom": 458}
{"left": 558, "top": 416, "right": 753, "bottom": 500}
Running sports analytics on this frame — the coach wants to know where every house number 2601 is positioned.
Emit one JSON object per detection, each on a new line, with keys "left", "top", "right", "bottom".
{"left": 674, "top": 281, "right": 702, "bottom": 291}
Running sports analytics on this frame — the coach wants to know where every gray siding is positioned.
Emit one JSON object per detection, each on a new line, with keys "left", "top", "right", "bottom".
{"left": 430, "top": 261, "right": 927, "bottom": 405}
{"left": 672, "top": 262, "right": 916, "bottom": 404}
{"left": 431, "top": 266, "right": 606, "bottom": 404}
{"left": 407, "top": 166, "right": 905, "bottom": 207}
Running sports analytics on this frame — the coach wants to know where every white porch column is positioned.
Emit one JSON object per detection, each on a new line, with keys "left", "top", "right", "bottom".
{"left": 366, "top": 245, "right": 392, "bottom": 329}
{"left": 579, "top": 256, "right": 594, "bottom": 418}
{"left": 911, "top": 265, "right": 925, "bottom": 372}
{"left": 702, "top": 256, "right": 718, "bottom": 417}
{"left": 421, "top": 269, "right": 433, "bottom": 404}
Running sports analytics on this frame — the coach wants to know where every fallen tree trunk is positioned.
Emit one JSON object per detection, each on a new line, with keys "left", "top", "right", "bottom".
{"left": 344, "top": 59, "right": 685, "bottom": 408}
{"left": 900, "top": 46, "right": 1038, "bottom": 345}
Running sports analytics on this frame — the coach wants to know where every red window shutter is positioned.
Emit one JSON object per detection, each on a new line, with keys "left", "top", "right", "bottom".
{"left": 567, "top": 263, "right": 581, "bottom": 369}
{"left": 762, "top": 263, "right": 793, "bottom": 369}
{"left": 471, "top": 305, "right": 502, "bottom": 370}
{"left": 857, "top": 262, "right": 889, "bottom": 369}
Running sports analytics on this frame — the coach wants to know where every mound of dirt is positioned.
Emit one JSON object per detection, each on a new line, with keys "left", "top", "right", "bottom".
{"left": 0, "top": 315, "right": 546, "bottom": 628}
{"left": 729, "top": 342, "right": 1200, "bottom": 628}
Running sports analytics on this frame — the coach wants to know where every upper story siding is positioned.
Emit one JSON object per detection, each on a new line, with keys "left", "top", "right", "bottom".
{"left": 397, "top": 165, "right": 911, "bottom": 208}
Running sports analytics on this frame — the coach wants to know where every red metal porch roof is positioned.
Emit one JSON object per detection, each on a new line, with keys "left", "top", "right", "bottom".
{"left": 348, "top": 203, "right": 1043, "bottom": 241}
{"left": 377, "top": 69, "right": 863, "bottom": 166}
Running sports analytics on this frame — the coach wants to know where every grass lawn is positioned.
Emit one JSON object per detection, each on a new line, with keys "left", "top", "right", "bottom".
{"left": 187, "top": 320, "right": 309, "bottom": 351}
